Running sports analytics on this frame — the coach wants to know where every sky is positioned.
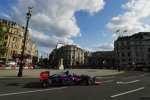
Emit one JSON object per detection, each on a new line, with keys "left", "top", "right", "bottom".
{"left": 0, "top": 0, "right": 150, "bottom": 57}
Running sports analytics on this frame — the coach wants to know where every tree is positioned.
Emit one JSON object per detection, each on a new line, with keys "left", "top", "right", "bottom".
{"left": 43, "top": 58, "right": 49, "bottom": 64}
{"left": 0, "top": 21, "right": 6, "bottom": 56}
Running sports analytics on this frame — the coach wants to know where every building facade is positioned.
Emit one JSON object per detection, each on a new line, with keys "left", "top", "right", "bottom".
{"left": 88, "top": 51, "right": 115, "bottom": 69}
{"left": 49, "top": 44, "right": 115, "bottom": 69}
{"left": 49, "top": 45, "right": 85, "bottom": 68}
{"left": 0, "top": 19, "right": 38, "bottom": 65}
{"left": 114, "top": 32, "right": 150, "bottom": 69}
{"left": 84, "top": 51, "right": 92, "bottom": 65}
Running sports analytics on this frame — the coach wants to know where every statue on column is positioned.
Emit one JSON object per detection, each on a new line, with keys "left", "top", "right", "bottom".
{"left": 58, "top": 58, "right": 64, "bottom": 70}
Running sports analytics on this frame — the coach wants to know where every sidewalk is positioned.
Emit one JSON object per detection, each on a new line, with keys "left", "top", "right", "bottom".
{"left": 0, "top": 69, "right": 124, "bottom": 78}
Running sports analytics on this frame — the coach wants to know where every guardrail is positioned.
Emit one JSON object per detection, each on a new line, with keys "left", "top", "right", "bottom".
{"left": 0, "top": 65, "right": 33, "bottom": 70}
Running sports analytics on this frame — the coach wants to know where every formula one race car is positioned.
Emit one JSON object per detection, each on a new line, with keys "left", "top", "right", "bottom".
{"left": 40, "top": 71, "right": 101, "bottom": 88}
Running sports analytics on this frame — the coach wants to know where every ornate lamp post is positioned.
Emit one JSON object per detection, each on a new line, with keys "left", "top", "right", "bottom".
{"left": 5, "top": 27, "right": 10, "bottom": 64}
{"left": 18, "top": 7, "right": 32, "bottom": 77}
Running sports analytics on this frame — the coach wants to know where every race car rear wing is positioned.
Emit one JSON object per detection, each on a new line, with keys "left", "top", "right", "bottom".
{"left": 40, "top": 71, "right": 50, "bottom": 81}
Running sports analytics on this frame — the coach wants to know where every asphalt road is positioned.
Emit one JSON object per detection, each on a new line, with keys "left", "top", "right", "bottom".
{"left": 0, "top": 71, "right": 150, "bottom": 100}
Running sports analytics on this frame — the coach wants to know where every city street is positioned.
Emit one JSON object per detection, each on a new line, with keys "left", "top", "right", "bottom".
{"left": 1, "top": 1, "right": 150, "bottom": 100}
{"left": 0, "top": 70, "right": 150, "bottom": 100}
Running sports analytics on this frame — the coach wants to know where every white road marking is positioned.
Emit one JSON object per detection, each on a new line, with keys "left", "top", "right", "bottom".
{"left": 104, "top": 76, "right": 116, "bottom": 79}
{"left": 122, "top": 76, "right": 137, "bottom": 79}
{"left": 97, "top": 76, "right": 116, "bottom": 79}
{"left": 116, "top": 80, "right": 140, "bottom": 84}
{"left": 102, "top": 80, "right": 114, "bottom": 83}
{"left": 0, "top": 87, "right": 67, "bottom": 97}
{"left": 110, "top": 87, "right": 145, "bottom": 98}
{"left": 116, "top": 82, "right": 123, "bottom": 84}
{"left": 140, "top": 74, "right": 149, "bottom": 77}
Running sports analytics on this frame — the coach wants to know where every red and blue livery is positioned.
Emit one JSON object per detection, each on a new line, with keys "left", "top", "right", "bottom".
{"left": 40, "top": 71, "right": 101, "bottom": 88}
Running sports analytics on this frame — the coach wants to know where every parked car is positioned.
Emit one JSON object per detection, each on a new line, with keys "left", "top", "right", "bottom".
{"left": 40, "top": 71, "right": 101, "bottom": 88}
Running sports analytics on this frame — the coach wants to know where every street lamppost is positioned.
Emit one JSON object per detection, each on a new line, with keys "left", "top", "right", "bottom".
{"left": 5, "top": 27, "right": 10, "bottom": 64}
{"left": 6, "top": 45, "right": 10, "bottom": 64}
{"left": 18, "top": 7, "right": 32, "bottom": 77}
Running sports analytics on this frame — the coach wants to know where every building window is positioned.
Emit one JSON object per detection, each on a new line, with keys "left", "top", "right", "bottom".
{"left": 135, "top": 51, "right": 138, "bottom": 57}
{"left": 141, "top": 53, "right": 143, "bottom": 57}
{"left": 148, "top": 48, "right": 150, "bottom": 52}
{"left": 128, "top": 58, "right": 131, "bottom": 61}
{"left": 121, "top": 52, "right": 124, "bottom": 57}
{"left": 126, "top": 47, "right": 130, "bottom": 50}
{"left": 6, "top": 28, "right": 10, "bottom": 32}
{"left": 3, "top": 42, "right": 7, "bottom": 47}
{"left": 13, "top": 51, "right": 16, "bottom": 55}
{"left": 5, "top": 35, "right": 8, "bottom": 39}
{"left": 135, "top": 47, "right": 138, "bottom": 50}
{"left": 121, "top": 47, "right": 124, "bottom": 50}
{"left": 128, "top": 52, "right": 130, "bottom": 57}
{"left": 122, "top": 59, "right": 125, "bottom": 62}
{"left": 13, "top": 37, "right": 15, "bottom": 41}
{"left": 12, "top": 44, "right": 17, "bottom": 49}
{"left": 15, "top": 32, "right": 18, "bottom": 35}
{"left": 128, "top": 62, "right": 132, "bottom": 65}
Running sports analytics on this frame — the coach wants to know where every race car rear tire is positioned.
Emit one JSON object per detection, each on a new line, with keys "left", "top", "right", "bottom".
{"left": 42, "top": 79, "right": 51, "bottom": 88}
{"left": 86, "top": 78, "right": 94, "bottom": 85}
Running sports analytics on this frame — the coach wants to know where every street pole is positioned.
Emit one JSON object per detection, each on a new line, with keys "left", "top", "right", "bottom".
{"left": 18, "top": 7, "right": 32, "bottom": 77}
{"left": 6, "top": 46, "right": 9, "bottom": 64}
{"left": 5, "top": 27, "right": 10, "bottom": 64}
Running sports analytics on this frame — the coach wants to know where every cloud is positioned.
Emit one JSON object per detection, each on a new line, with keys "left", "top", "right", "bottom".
{"left": 83, "top": 48, "right": 93, "bottom": 52}
{"left": 29, "top": 29, "right": 74, "bottom": 47}
{"left": 112, "top": 33, "right": 117, "bottom": 38}
{"left": 94, "top": 43, "right": 114, "bottom": 51}
{"left": 106, "top": 0, "right": 150, "bottom": 36}
{"left": 5, "top": 0, "right": 105, "bottom": 55}
{"left": 0, "top": 12, "right": 11, "bottom": 20}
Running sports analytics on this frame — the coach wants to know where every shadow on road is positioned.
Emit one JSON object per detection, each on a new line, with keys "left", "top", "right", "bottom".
{"left": 23, "top": 82, "right": 43, "bottom": 88}
{"left": 140, "top": 97, "right": 150, "bottom": 100}
{"left": 6, "top": 82, "right": 43, "bottom": 88}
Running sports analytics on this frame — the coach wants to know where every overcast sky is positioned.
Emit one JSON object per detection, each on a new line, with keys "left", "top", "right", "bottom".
{"left": 0, "top": 0, "right": 150, "bottom": 57}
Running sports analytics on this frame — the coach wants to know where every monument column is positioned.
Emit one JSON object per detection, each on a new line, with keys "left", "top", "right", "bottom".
{"left": 58, "top": 58, "right": 64, "bottom": 70}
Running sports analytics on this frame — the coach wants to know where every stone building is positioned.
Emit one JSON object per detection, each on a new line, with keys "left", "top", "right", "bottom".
{"left": 84, "top": 51, "right": 92, "bottom": 65}
{"left": 49, "top": 45, "right": 85, "bottom": 68}
{"left": 88, "top": 51, "right": 115, "bottom": 69}
{"left": 0, "top": 19, "right": 38, "bottom": 65}
{"left": 114, "top": 32, "right": 150, "bottom": 69}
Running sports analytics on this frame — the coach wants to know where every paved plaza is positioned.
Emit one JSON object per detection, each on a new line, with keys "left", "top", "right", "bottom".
{"left": 0, "top": 69, "right": 124, "bottom": 78}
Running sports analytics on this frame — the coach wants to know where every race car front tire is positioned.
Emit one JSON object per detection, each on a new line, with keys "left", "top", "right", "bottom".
{"left": 86, "top": 78, "right": 94, "bottom": 85}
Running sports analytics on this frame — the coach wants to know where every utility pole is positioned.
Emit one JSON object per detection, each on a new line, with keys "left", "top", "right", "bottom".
{"left": 18, "top": 7, "right": 32, "bottom": 77}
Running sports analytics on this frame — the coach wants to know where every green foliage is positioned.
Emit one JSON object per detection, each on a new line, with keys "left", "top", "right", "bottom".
{"left": 39, "top": 58, "right": 48, "bottom": 62}
{"left": 0, "top": 47, "right": 6, "bottom": 56}
{"left": 39, "top": 57, "right": 49, "bottom": 65}
{"left": 43, "top": 58, "right": 49, "bottom": 62}
{"left": 0, "top": 21, "right": 6, "bottom": 56}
